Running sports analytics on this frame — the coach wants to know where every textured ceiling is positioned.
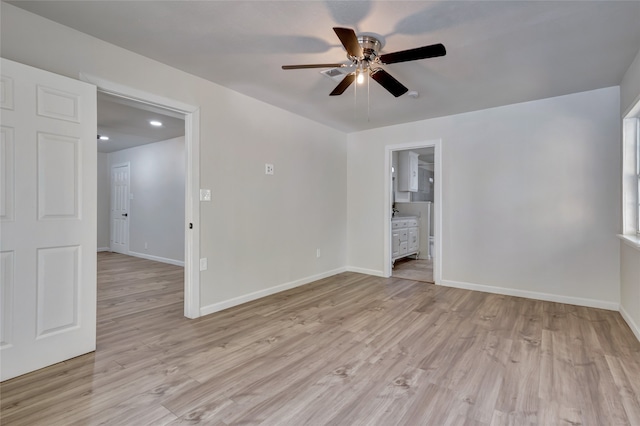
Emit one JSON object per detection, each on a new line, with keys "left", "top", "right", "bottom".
{"left": 9, "top": 1, "right": 640, "bottom": 132}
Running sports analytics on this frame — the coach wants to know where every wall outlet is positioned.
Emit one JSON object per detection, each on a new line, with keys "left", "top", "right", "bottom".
{"left": 199, "top": 257, "right": 208, "bottom": 271}
{"left": 200, "top": 189, "right": 212, "bottom": 201}
{"left": 265, "top": 163, "right": 274, "bottom": 175}
{"left": 316, "top": 248, "right": 321, "bottom": 258}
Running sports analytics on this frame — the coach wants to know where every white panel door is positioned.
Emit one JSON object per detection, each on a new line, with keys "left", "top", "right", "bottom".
{"left": 0, "top": 58, "right": 97, "bottom": 381}
{"left": 110, "top": 163, "right": 129, "bottom": 254}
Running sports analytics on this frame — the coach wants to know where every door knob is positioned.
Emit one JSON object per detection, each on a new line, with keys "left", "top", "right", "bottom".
{"left": 122, "top": 213, "right": 128, "bottom": 217}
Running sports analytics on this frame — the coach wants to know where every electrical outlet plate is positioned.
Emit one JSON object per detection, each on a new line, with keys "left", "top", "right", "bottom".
{"left": 199, "top": 257, "right": 208, "bottom": 271}
{"left": 200, "top": 189, "right": 211, "bottom": 201}
{"left": 265, "top": 163, "right": 274, "bottom": 175}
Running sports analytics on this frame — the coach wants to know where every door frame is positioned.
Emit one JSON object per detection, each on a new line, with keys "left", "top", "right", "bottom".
{"left": 384, "top": 139, "right": 442, "bottom": 282}
{"left": 81, "top": 73, "right": 201, "bottom": 319}
{"left": 110, "top": 161, "right": 131, "bottom": 255}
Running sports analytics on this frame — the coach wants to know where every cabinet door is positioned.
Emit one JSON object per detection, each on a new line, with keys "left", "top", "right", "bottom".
{"left": 409, "top": 152, "right": 419, "bottom": 192}
{"left": 399, "top": 241, "right": 408, "bottom": 255}
{"left": 392, "top": 231, "right": 400, "bottom": 258}
{"left": 399, "top": 228, "right": 408, "bottom": 242}
{"left": 408, "top": 227, "right": 419, "bottom": 252}
{"left": 398, "top": 151, "right": 419, "bottom": 192}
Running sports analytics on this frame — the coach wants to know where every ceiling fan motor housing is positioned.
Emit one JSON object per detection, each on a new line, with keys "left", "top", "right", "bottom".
{"left": 356, "top": 35, "right": 382, "bottom": 64}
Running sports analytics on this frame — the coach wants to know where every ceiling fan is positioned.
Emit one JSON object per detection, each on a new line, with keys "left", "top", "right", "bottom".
{"left": 282, "top": 27, "right": 446, "bottom": 97}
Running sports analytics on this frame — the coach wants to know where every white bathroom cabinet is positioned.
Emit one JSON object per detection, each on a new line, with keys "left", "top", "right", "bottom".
{"left": 391, "top": 216, "right": 419, "bottom": 264}
{"left": 398, "top": 151, "right": 419, "bottom": 192}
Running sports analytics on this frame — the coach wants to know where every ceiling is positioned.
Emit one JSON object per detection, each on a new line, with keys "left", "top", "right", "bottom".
{"left": 9, "top": 1, "right": 640, "bottom": 133}
{"left": 96, "top": 92, "right": 185, "bottom": 153}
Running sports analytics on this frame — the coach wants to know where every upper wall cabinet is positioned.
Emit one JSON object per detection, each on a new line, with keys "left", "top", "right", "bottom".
{"left": 398, "top": 151, "right": 419, "bottom": 192}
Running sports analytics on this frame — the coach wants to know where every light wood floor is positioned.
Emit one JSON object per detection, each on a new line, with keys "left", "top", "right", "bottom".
{"left": 392, "top": 258, "right": 434, "bottom": 283}
{"left": 1, "top": 252, "right": 639, "bottom": 425}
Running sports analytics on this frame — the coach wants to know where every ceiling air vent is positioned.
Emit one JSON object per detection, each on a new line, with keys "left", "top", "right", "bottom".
{"left": 320, "top": 67, "right": 349, "bottom": 82}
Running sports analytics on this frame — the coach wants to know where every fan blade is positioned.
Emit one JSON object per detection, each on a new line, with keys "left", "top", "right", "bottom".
{"left": 282, "top": 63, "right": 346, "bottom": 70}
{"left": 379, "top": 43, "right": 446, "bottom": 64}
{"left": 333, "top": 27, "right": 363, "bottom": 58}
{"left": 330, "top": 73, "right": 355, "bottom": 96}
{"left": 370, "top": 69, "right": 408, "bottom": 97}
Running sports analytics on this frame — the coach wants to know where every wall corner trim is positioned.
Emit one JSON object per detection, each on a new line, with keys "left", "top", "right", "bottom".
{"left": 199, "top": 267, "right": 347, "bottom": 317}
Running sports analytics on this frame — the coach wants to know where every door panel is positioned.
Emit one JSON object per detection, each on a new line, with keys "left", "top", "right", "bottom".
{"left": 36, "top": 246, "right": 80, "bottom": 337}
{"left": 38, "top": 132, "right": 80, "bottom": 219}
{"left": 110, "top": 163, "right": 129, "bottom": 254}
{"left": 0, "top": 126, "right": 15, "bottom": 221}
{"left": 0, "top": 251, "right": 14, "bottom": 349}
{"left": 0, "top": 58, "right": 96, "bottom": 381}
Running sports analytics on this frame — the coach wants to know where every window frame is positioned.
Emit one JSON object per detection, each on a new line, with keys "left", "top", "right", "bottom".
{"left": 622, "top": 102, "right": 640, "bottom": 242}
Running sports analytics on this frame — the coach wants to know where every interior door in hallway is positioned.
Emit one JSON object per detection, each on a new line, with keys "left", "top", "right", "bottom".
{"left": 110, "top": 163, "right": 129, "bottom": 254}
{"left": 0, "top": 58, "right": 97, "bottom": 381}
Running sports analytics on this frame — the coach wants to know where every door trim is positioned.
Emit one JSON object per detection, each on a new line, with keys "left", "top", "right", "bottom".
{"left": 80, "top": 73, "right": 201, "bottom": 319}
{"left": 384, "top": 140, "right": 442, "bottom": 283}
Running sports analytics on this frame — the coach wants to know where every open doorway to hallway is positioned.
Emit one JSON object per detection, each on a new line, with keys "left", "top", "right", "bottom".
{"left": 96, "top": 92, "right": 187, "bottom": 318}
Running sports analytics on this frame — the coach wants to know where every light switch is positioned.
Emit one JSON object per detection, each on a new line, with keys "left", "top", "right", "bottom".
{"left": 200, "top": 189, "right": 211, "bottom": 201}
{"left": 199, "top": 257, "right": 208, "bottom": 271}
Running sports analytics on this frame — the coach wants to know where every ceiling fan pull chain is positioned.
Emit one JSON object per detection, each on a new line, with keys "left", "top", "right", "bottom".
{"left": 354, "top": 73, "right": 358, "bottom": 120}
{"left": 367, "top": 70, "right": 370, "bottom": 122}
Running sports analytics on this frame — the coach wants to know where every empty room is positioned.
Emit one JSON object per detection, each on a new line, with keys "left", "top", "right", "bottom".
{"left": 1, "top": 1, "right": 639, "bottom": 425}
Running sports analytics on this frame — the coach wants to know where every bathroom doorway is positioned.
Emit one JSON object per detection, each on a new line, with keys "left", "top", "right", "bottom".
{"left": 391, "top": 147, "right": 434, "bottom": 283}
{"left": 384, "top": 140, "right": 442, "bottom": 283}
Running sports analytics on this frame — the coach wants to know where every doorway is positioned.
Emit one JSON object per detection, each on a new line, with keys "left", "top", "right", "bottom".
{"left": 384, "top": 140, "right": 442, "bottom": 283}
{"left": 84, "top": 73, "right": 201, "bottom": 318}
{"left": 391, "top": 147, "right": 434, "bottom": 283}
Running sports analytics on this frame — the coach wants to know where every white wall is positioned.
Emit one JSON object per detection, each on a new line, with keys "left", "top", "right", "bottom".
{"left": 620, "top": 46, "right": 640, "bottom": 340}
{"left": 1, "top": 3, "right": 348, "bottom": 313}
{"left": 97, "top": 152, "right": 110, "bottom": 250}
{"left": 348, "top": 87, "right": 621, "bottom": 309}
{"left": 109, "top": 137, "right": 185, "bottom": 264}
{"left": 621, "top": 47, "right": 640, "bottom": 116}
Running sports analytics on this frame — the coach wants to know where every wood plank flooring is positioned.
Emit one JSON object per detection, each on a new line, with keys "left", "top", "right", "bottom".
{"left": 392, "top": 258, "right": 434, "bottom": 283}
{"left": 1, "top": 252, "right": 639, "bottom": 425}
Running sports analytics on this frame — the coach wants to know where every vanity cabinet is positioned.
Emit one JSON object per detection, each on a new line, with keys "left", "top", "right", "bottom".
{"left": 398, "top": 151, "right": 419, "bottom": 192}
{"left": 392, "top": 216, "right": 419, "bottom": 264}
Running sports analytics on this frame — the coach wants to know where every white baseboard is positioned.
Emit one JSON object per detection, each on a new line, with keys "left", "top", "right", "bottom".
{"left": 97, "top": 247, "right": 110, "bottom": 252}
{"left": 128, "top": 250, "right": 184, "bottom": 267}
{"left": 439, "top": 279, "right": 619, "bottom": 311}
{"left": 346, "top": 266, "right": 386, "bottom": 277}
{"left": 200, "top": 267, "right": 347, "bottom": 317}
{"left": 620, "top": 304, "right": 640, "bottom": 343}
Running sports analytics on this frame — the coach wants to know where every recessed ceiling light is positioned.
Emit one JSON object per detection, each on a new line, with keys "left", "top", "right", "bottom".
{"left": 149, "top": 120, "right": 163, "bottom": 127}
{"left": 97, "top": 135, "right": 109, "bottom": 141}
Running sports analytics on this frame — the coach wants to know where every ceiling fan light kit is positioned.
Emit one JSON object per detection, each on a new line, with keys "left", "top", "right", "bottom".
{"left": 282, "top": 27, "right": 446, "bottom": 98}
